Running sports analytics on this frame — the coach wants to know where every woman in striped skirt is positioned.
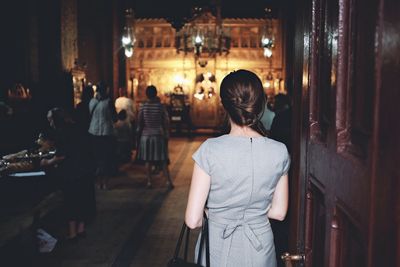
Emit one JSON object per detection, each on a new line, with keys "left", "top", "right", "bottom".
{"left": 136, "top": 85, "right": 174, "bottom": 189}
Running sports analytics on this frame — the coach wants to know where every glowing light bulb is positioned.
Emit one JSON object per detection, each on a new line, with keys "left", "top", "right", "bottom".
{"left": 194, "top": 92, "right": 205, "bottom": 100}
{"left": 122, "top": 35, "right": 132, "bottom": 46}
{"left": 195, "top": 35, "right": 203, "bottom": 44}
{"left": 124, "top": 47, "right": 133, "bottom": 57}
{"left": 174, "top": 74, "right": 184, "bottom": 85}
{"left": 262, "top": 37, "right": 270, "bottom": 46}
{"left": 264, "top": 48, "right": 272, "bottom": 58}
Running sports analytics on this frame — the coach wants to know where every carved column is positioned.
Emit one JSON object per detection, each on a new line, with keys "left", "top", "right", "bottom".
{"left": 60, "top": 0, "right": 78, "bottom": 71}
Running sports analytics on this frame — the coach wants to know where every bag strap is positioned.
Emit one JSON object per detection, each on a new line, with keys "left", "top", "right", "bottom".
{"left": 197, "top": 212, "right": 210, "bottom": 267}
{"left": 172, "top": 212, "right": 210, "bottom": 266}
{"left": 184, "top": 223, "right": 190, "bottom": 261}
{"left": 205, "top": 213, "right": 210, "bottom": 267}
{"left": 172, "top": 222, "right": 189, "bottom": 261}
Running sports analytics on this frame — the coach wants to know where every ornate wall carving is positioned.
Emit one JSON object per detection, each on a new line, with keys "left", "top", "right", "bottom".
{"left": 127, "top": 17, "right": 285, "bottom": 128}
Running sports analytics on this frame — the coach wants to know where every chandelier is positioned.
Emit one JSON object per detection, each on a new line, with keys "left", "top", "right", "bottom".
{"left": 261, "top": 8, "right": 275, "bottom": 58}
{"left": 121, "top": 8, "right": 136, "bottom": 58}
{"left": 174, "top": 5, "right": 231, "bottom": 59}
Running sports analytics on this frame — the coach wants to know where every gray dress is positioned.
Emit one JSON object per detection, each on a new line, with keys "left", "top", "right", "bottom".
{"left": 192, "top": 135, "right": 290, "bottom": 267}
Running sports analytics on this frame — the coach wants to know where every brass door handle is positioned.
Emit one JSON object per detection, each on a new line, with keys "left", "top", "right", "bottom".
{"left": 281, "top": 252, "right": 305, "bottom": 267}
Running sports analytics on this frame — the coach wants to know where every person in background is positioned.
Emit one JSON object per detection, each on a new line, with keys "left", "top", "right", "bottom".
{"left": 41, "top": 108, "right": 95, "bottom": 242}
{"left": 114, "top": 109, "right": 133, "bottom": 163}
{"left": 136, "top": 85, "right": 173, "bottom": 189}
{"left": 115, "top": 87, "right": 136, "bottom": 124}
{"left": 269, "top": 93, "right": 292, "bottom": 267}
{"left": 259, "top": 93, "right": 275, "bottom": 135}
{"left": 185, "top": 70, "right": 289, "bottom": 267}
{"left": 270, "top": 94, "right": 292, "bottom": 152}
{"left": 74, "top": 85, "right": 94, "bottom": 133}
{"left": 115, "top": 87, "right": 136, "bottom": 149}
{"left": 88, "top": 83, "right": 117, "bottom": 190}
{"left": 73, "top": 85, "right": 97, "bottom": 220}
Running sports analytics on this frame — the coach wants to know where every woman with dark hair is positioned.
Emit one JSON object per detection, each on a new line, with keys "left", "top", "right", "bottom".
{"left": 185, "top": 70, "right": 290, "bottom": 267}
{"left": 41, "top": 108, "right": 95, "bottom": 241}
{"left": 136, "top": 85, "right": 173, "bottom": 189}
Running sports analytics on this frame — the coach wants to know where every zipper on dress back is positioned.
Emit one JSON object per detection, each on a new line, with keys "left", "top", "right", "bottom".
{"left": 249, "top": 138, "right": 254, "bottom": 205}
{"left": 243, "top": 137, "right": 255, "bottom": 219}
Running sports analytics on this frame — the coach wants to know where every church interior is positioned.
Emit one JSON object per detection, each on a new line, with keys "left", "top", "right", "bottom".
{"left": 0, "top": 0, "right": 399, "bottom": 266}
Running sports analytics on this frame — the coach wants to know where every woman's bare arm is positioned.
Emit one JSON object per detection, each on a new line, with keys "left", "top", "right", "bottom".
{"left": 267, "top": 174, "right": 289, "bottom": 221}
{"left": 185, "top": 163, "right": 211, "bottom": 229}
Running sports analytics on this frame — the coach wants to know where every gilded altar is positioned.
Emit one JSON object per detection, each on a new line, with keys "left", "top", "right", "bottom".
{"left": 126, "top": 16, "right": 284, "bottom": 129}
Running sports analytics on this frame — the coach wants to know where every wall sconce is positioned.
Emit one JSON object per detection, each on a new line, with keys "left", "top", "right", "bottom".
{"left": 122, "top": 8, "right": 136, "bottom": 58}
{"left": 261, "top": 8, "right": 275, "bottom": 58}
{"left": 193, "top": 30, "right": 204, "bottom": 57}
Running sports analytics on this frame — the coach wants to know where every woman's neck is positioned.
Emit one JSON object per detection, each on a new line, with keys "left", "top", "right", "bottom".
{"left": 229, "top": 121, "right": 262, "bottom": 138}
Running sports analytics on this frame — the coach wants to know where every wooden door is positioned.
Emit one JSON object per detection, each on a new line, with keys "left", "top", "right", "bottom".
{"left": 285, "top": 0, "right": 400, "bottom": 266}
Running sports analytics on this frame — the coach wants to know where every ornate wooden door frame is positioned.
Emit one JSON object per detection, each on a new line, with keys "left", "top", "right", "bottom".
{"left": 286, "top": 0, "right": 400, "bottom": 266}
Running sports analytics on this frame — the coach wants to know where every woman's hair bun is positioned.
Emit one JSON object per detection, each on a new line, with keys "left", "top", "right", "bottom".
{"left": 220, "top": 69, "right": 266, "bottom": 129}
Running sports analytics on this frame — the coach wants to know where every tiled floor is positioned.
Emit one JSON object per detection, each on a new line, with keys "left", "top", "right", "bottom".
{"left": 27, "top": 136, "right": 205, "bottom": 267}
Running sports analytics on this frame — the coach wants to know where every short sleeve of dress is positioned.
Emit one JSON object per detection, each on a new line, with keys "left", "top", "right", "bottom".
{"left": 280, "top": 146, "right": 291, "bottom": 177}
{"left": 192, "top": 140, "right": 211, "bottom": 175}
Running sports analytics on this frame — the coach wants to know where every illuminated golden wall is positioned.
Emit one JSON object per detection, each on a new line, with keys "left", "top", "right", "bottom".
{"left": 127, "top": 17, "right": 284, "bottom": 128}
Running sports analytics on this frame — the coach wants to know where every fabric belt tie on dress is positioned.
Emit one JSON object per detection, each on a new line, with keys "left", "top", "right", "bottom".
{"left": 209, "top": 214, "right": 269, "bottom": 267}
